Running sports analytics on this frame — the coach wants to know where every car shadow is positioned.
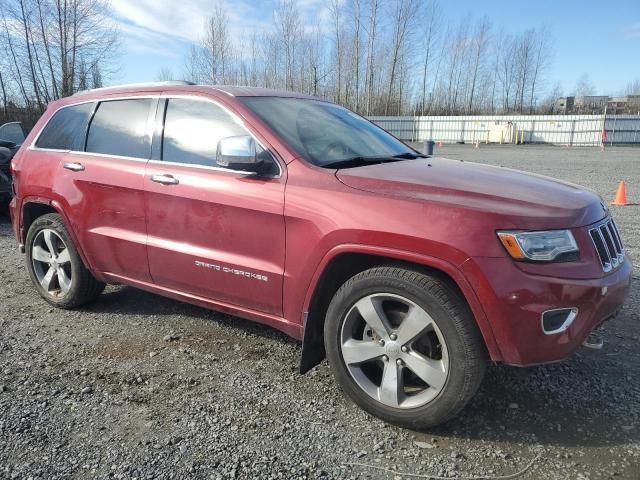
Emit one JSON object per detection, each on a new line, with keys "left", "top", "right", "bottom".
{"left": 417, "top": 350, "right": 638, "bottom": 448}
{"left": 82, "top": 284, "right": 297, "bottom": 346}
{"left": 88, "top": 285, "right": 637, "bottom": 449}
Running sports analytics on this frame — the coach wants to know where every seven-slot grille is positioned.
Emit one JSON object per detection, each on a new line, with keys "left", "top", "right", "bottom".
{"left": 589, "top": 218, "right": 624, "bottom": 272}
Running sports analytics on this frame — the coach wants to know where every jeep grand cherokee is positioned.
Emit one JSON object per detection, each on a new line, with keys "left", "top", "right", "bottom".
{"left": 9, "top": 83, "right": 632, "bottom": 428}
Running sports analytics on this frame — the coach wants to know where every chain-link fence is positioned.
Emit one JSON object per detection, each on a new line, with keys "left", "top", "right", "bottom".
{"left": 368, "top": 114, "right": 640, "bottom": 146}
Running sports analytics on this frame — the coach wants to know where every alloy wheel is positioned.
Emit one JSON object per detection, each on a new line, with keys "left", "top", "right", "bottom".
{"left": 31, "top": 229, "right": 73, "bottom": 297}
{"left": 340, "top": 293, "right": 449, "bottom": 409}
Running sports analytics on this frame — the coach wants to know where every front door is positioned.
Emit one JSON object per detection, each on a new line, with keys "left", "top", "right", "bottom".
{"left": 143, "top": 96, "right": 286, "bottom": 316}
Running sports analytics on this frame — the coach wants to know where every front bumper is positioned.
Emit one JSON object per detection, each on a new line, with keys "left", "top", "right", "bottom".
{"left": 462, "top": 256, "right": 633, "bottom": 366}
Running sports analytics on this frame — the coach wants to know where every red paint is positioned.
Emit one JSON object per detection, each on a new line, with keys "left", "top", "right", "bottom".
{"left": 9, "top": 85, "right": 633, "bottom": 366}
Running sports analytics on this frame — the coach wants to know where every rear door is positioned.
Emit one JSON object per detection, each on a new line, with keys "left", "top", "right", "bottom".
{"left": 45, "top": 96, "right": 157, "bottom": 282}
{"left": 143, "top": 95, "right": 286, "bottom": 315}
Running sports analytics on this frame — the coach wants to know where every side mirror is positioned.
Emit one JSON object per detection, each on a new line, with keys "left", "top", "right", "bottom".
{"left": 216, "top": 135, "right": 260, "bottom": 172}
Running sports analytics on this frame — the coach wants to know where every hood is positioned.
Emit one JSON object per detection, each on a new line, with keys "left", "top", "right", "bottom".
{"left": 336, "top": 157, "right": 607, "bottom": 229}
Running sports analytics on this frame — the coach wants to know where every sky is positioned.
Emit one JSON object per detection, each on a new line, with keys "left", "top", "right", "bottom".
{"left": 110, "top": 0, "right": 640, "bottom": 96}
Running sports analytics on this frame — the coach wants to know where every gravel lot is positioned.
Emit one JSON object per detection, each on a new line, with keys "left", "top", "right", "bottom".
{"left": 1, "top": 145, "right": 639, "bottom": 480}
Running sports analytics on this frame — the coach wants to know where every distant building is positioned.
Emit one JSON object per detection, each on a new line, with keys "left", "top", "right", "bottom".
{"left": 555, "top": 95, "right": 640, "bottom": 114}
{"left": 607, "top": 95, "right": 640, "bottom": 114}
{"left": 555, "top": 96, "right": 574, "bottom": 114}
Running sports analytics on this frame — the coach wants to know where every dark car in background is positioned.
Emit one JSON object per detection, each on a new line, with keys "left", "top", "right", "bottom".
{"left": 0, "top": 122, "right": 26, "bottom": 210}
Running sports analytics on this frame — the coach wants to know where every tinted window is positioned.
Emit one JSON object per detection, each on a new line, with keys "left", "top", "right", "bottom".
{"left": 239, "top": 97, "right": 413, "bottom": 167}
{"left": 162, "top": 98, "right": 246, "bottom": 166}
{"left": 86, "top": 99, "right": 152, "bottom": 158}
{"left": 0, "top": 122, "right": 26, "bottom": 145}
{"left": 35, "top": 103, "right": 94, "bottom": 151}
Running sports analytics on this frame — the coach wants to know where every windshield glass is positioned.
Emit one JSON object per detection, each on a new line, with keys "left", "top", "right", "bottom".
{"left": 238, "top": 97, "right": 414, "bottom": 167}
{"left": 0, "top": 122, "right": 26, "bottom": 145}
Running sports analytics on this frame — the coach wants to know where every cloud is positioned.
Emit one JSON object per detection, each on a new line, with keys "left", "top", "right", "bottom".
{"left": 109, "top": 0, "right": 331, "bottom": 49}
{"left": 110, "top": 0, "right": 208, "bottom": 42}
{"left": 116, "top": 20, "right": 185, "bottom": 58}
{"left": 623, "top": 23, "right": 640, "bottom": 39}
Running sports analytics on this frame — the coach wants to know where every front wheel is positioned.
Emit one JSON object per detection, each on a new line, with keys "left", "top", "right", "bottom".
{"left": 324, "top": 266, "right": 487, "bottom": 429}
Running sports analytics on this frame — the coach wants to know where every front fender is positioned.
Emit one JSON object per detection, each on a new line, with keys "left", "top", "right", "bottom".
{"left": 297, "top": 243, "right": 503, "bottom": 373}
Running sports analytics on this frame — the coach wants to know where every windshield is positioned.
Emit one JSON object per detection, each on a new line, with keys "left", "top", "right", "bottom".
{"left": 0, "top": 122, "right": 26, "bottom": 145}
{"left": 238, "top": 97, "right": 415, "bottom": 167}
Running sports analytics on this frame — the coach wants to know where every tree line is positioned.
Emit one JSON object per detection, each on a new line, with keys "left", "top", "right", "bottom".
{"left": 3, "top": 0, "right": 638, "bottom": 126}
{"left": 0, "top": 0, "right": 117, "bottom": 126}
{"left": 169, "top": 0, "right": 556, "bottom": 116}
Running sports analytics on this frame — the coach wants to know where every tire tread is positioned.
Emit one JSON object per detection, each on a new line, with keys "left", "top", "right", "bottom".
{"left": 26, "top": 213, "right": 105, "bottom": 309}
{"left": 325, "top": 265, "right": 487, "bottom": 429}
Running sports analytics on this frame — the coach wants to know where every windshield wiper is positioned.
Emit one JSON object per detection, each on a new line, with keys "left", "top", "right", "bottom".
{"left": 323, "top": 156, "right": 407, "bottom": 169}
{"left": 392, "top": 152, "right": 428, "bottom": 159}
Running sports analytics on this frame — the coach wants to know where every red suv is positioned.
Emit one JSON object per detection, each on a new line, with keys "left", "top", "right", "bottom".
{"left": 9, "top": 83, "right": 632, "bottom": 428}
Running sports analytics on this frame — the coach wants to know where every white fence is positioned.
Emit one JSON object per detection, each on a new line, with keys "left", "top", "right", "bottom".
{"left": 368, "top": 114, "right": 640, "bottom": 146}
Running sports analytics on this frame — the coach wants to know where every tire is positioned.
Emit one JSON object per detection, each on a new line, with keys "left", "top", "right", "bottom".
{"left": 324, "top": 266, "right": 486, "bottom": 429}
{"left": 25, "top": 213, "right": 105, "bottom": 309}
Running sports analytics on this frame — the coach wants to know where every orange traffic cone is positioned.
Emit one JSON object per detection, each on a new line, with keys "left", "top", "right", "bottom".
{"left": 611, "top": 181, "right": 628, "bottom": 206}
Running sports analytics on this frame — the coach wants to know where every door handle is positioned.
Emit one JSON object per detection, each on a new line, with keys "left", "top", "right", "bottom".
{"left": 63, "top": 162, "right": 85, "bottom": 172}
{"left": 150, "top": 174, "right": 179, "bottom": 185}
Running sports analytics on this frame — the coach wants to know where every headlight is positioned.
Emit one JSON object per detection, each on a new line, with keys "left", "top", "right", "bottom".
{"left": 497, "top": 230, "right": 578, "bottom": 262}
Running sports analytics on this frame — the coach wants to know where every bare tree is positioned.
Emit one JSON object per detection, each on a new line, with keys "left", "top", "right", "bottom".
{"left": 201, "top": 2, "right": 232, "bottom": 84}
{"left": 274, "top": 0, "right": 302, "bottom": 91}
{"left": 0, "top": 70, "right": 7, "bottom": 116}
{"left": 466, "top": 17, "right": 491, "bottom": 113}
{"left": 166, "top": 0, "right": 562, "bottom": 116}
{"left": 624, "top": 79, "right": 640, "bottom": 95}
{"left": 364, "top": 0, "right": 381, "bottom": 115}
{"left": 418, "top": 0, "right": 441, "bottom": 115}
{"left": 574, "top": 73, "right": 596, "bottom": 96}
{"left": 1, "top": 0, "right": 118, "bottom": 103}
{"left": 384, "top": 0, "right": 418, "bottom": 114}
{"left": 329, "top": 0, "right": 345, "bottom": 104}
{"left": 156, "top": 67, "right": 175, "bottom": 82}
{"left": 348, "top": 0, "right": 363, "bottom": 111}
{"left": 528, "top": 27, "right": 551, "bottom": 113}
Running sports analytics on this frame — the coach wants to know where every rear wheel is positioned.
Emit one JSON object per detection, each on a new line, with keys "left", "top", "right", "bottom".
{"left": 25, "top": 213, "right": 105, "bottom": 308}
{"left": 325, "top": 266, "right": 486, "bottom": 429}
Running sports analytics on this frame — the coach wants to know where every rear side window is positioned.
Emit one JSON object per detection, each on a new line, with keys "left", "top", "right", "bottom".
{"left": 86, "top": 99, "right": 152, "bottom": 158}
{"left": 35, "top": 103, "right": 94, "bottom": 151}
{"left": 162, "top": 98, "right": 246, "bottom": 166}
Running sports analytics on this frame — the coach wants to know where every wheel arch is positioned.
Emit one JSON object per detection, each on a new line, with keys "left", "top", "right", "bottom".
{"left": 21, "top": 198, "right": 92, "bottom": 271}
{"left": 299, "top": 245, "right": 501, "bottom": 374}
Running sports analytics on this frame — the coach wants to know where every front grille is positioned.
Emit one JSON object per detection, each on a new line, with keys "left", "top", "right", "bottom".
{"left": 589, "top": 217, "right": 624, "bottom": 272}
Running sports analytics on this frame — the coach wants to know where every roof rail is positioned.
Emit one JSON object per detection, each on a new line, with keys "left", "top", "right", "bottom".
{"left": 73, "top": 81, "right": 196, "bottom": 96}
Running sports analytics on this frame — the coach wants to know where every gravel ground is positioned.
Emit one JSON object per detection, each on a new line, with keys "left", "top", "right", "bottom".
{"left": 1, "top": 145, "right": 639, "bottom": 480}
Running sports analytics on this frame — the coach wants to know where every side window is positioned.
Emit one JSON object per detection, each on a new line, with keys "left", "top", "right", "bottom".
{"left": 35, "top": 103, "right": 94, "bottom": 151}
{"left": 0, "top": 122, "right": 26, "bottom": 145}
{"left": 86, "top": 99, "right": 152, "bottom": 158}
{"left": 162, "top": 98, "right": 248, "bottom": 166}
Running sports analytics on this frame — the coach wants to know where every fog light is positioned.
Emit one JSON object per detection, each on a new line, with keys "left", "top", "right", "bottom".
{"left": 541, "top": 308, "right": 578, "bottom": 335}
